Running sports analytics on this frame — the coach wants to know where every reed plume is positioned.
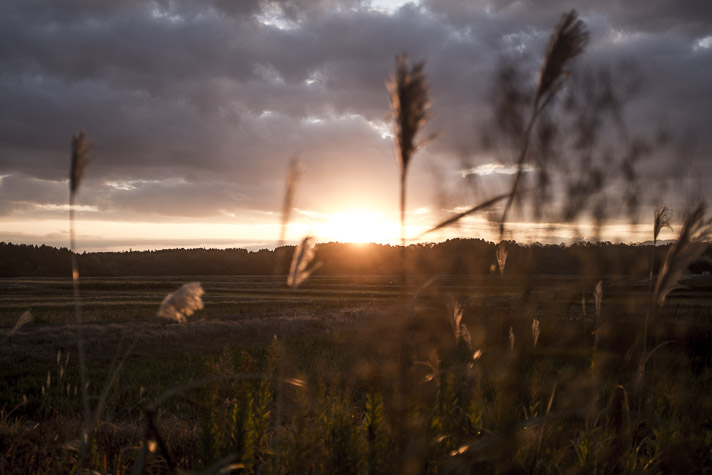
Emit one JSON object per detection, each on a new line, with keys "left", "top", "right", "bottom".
{"left": 653, "top": 206, "right": 672, "bottom": 245}
{"left": 388, "top": 54, "right": 430, "bottom": 187}
{"left": 535, "top": 11, "right": 589, "bottom": 109}
{"left": 157, "top": 282, "right": 205, "bottom": 323}
{"left": 496, "top": 242, "right": 508, "bottom": 276}
{"left": 279, "top": 158, "right": 302, "bottom": 247}
{"left": 287, "top": 236, "right": 320, "bottom": 288}
{"left": 387, "top": 53, "right": 431, "bottom": 258}
{"left": 70, "top": 130, "right": 92, "bottom": 196}
{"left": 450, "top": 303, "right": 472, "bottom": 348}
{"left": 653, "top": 203, "right": 712, "bottom": 306}
{"left": 532, "top": 318, "right": 540, "bottom": 348}
{"left": 499, "top": 10, "right": 588, "bottom": 238}
{"left": 7, "top": 309, "right": 32, "bottom": 340}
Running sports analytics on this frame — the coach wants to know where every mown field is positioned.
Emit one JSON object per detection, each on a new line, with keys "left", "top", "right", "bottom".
{"left": 2, "top": 274, "right": 712, "bottom": 473}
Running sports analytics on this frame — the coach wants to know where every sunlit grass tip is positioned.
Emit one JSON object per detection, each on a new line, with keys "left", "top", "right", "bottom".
{"left": 287, "top": 235, "right": 321, "bottom": 288}
{"left": 387, "top": 53, "right": 431, "bottom": 177}
{"left": 157, "top": 282, "right": 205, "bottom": 323}
{"left": 496, "top": 242, "right": 508, "bottom": 276}
{"left": 7, "top": 309, "right": 32, "bottom": 340}
{"left": 450, "top": 303, "right": 472, "bottom": 348}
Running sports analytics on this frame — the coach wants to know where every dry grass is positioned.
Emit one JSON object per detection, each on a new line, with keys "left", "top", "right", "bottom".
{"left": 653, "top": 205, "right": 672, "bottom": 245}
{"left": 287, "top": 236, "right": 320, "bottom": 289}
{"left": 6, "top": 309, "right": 32, "bottom": 340}
{"left": 279, "top": 158, "right": 302, "bottom": 247}
{"left": 156, "top": 282, "right": 205, "bottom": 323}
{"left": 654, "top": 203, "right": 712, "bottom": 306}
{"left": 69, "top": 130, "right": 91, "bottom": 196}
{"left": 387, "top": 54, "right": 430, "bottom": 180}
{"left": 535, "top": 10, "right": 589, "bottom": 108}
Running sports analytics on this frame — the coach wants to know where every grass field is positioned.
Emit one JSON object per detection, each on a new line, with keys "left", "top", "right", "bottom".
{"left": 2, "top": 274, "right": 712, "bottom": 472}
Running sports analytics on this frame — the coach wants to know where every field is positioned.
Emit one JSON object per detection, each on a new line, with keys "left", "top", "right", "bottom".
{"left": 2, "top": 273, "right": 712, "bottom": 473}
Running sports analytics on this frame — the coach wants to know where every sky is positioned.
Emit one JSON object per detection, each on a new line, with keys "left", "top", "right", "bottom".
{"left": 1, "top": 0, "right": 710, "bottom": 251}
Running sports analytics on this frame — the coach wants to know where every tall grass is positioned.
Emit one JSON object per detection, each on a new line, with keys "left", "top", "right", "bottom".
{"left": 68, "top": 130, "right": 92, "bottom": 463}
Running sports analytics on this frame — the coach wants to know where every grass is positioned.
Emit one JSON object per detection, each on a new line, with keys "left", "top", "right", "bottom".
{"left": 2, "top": 274, "right": 712, "bottom": 472}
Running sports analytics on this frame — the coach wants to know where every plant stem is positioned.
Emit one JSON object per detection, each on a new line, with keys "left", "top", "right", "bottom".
{"left": 500, "top": 105, "right": 540, "bottom": 240}
{"left": 400, "top": 170, "right": 407, "bottom": 289}
{"left": 70, "top": 192, "right": 90, "bottom": 462}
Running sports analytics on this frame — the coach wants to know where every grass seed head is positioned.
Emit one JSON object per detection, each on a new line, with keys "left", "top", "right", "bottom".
{"left": 70, "top": 130, "right": 92, "bottom": 195}
{"left": 450, "top": 303, "right": 463, "bottom": 338}
{"left": 387, "top": 53, "right": 430, "bottom": 177}
{"left": 532, "top": 318, "right": 540, "bottom": 347}
{"left": 157, "top": 282, "right": 205, "bottom": 323}
{"left": 279, "top": 158, "right": 302, "bottom": 246}
{"left": 536, "top": 10, "right": 589, "bottom": 107}
{"left": 288, "top": 235, "right": 320, "bottom": 288}
{"left": 450, "top": 302, "right": 472, "bottom": 349}
{"left": 7, "top": 309, "right": 32, "bottom": 339}
{"left": 654, "top": 203, "right": 712, "bottom": 306}
{"left": 496, "top": 242, "right": 508, "bottom": 276}
{"left": 653, "top": 205, "right": 672, "bottom": 242}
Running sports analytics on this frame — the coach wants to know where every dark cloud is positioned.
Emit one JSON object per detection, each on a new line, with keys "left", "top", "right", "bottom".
{"left": 0, "top": 0, "right": 709, "bottom": 231}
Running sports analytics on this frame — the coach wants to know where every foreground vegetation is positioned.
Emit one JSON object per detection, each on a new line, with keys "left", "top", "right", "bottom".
{"left": 2, "top": 274, "right": 712, "bottom": 473}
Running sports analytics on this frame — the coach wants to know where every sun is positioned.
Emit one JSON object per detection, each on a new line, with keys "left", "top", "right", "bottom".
{"left": 315, "top": 209, "right": 399, "bottom": 244}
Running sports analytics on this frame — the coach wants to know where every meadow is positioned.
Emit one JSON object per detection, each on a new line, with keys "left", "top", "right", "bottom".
{"left": 2, "top": 273, "right": 712, "bottom": 472}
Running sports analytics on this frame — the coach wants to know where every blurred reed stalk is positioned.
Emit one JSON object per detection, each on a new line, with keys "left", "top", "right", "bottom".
{"left": 278, "top": 158, "right": 302, "bottom": 247}
{"left": 642, "top": 206, "right": 671, "bottom": 372}
{"left": 387, "top": 54, "right": 431, "bottom": 286}
{"left": 69, "top": 130, "right": 92, "bottom": 462}
{"left": 639, "top": 203, "right": 712, "bottom": 394}
{"left": 499, "top": 10, "right": 588, "bottom": 239}
{"left": 387, "top": 53, "right": 431, "bottom": 471}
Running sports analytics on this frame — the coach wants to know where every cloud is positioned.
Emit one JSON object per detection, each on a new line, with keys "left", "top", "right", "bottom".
{"left": 0, "top": 0, "right": 709, "bottom": 236}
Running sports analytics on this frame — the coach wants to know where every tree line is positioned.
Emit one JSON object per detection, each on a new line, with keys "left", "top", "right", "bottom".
{"left": 2, "top": 239, "right": 710, "bottom": 278}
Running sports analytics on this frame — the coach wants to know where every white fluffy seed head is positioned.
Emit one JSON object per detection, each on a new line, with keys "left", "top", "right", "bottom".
{"left": 157, "top": 282, "right": 204, "bottom": 323}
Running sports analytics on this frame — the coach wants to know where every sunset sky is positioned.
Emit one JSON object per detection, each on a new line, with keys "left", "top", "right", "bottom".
{"left": 1, "top": 0, "right": 710, "bottom": 251}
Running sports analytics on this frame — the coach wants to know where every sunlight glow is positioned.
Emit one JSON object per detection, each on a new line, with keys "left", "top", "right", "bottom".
{"left": 314, "top": 209, "right": 401, "bottom": 244}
